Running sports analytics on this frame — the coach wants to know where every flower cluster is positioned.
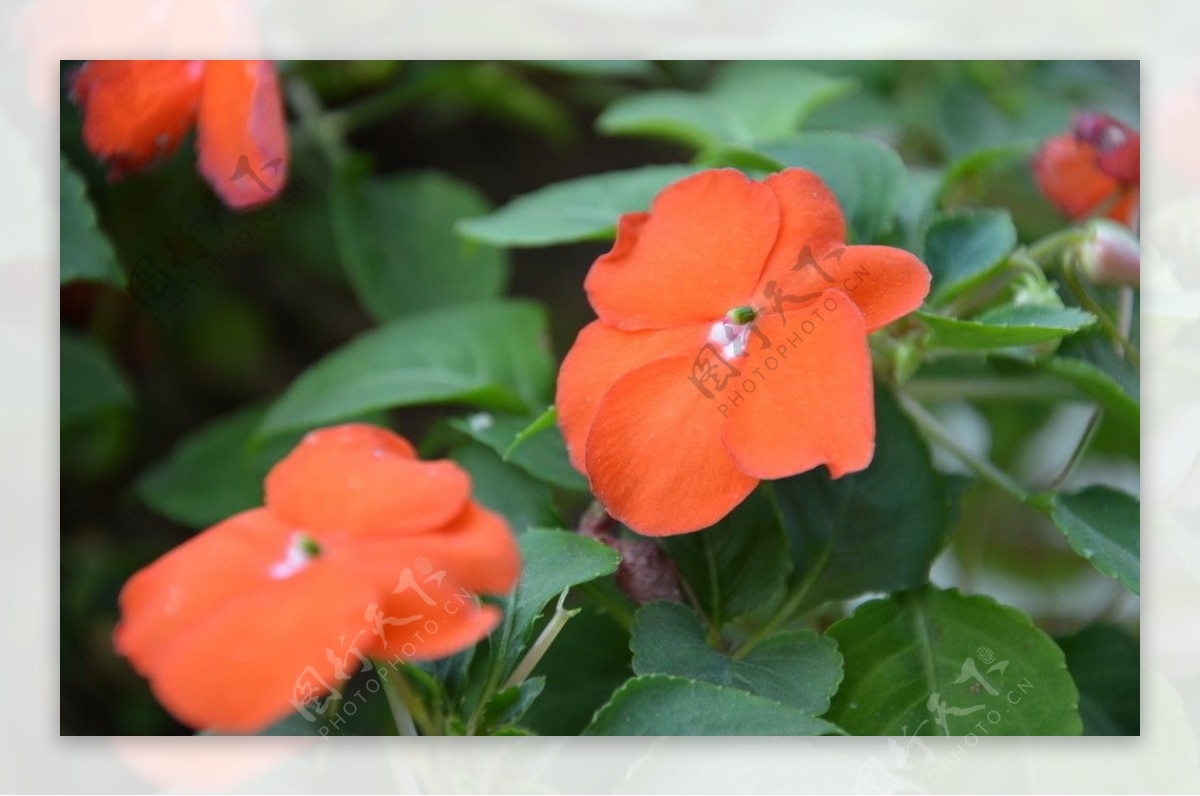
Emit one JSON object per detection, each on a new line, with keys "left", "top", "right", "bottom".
{"left": 115, "top": 424, "right": 519, "bottom": 732}
{"left": 1034, "top": 111, "right": 1139, "bottom": 228}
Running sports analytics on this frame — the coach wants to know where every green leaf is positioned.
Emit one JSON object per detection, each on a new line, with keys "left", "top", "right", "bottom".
{"left": 447, "top": 410, "right": 588, "bottom": 491}
{"left": 136, "top": 406, "right": 300, "bottom": 528}
{"left": 258, "top": 300, "right": 553, "bottom": 438}
{"left": 494, "top": 529, "right": 621, "bottom": 679}
{"left": 583, "top": 675, "right": 837, "bottom": 736}
{"left": 1040, "top": 486, "right": 1139, "bottom": 594}
{"left": 630, "top": 602, "right": 841, "bottom": 714}
{"left": 481, "top": 677, "right": 546, "bottom": 731}
{"left": 759, "top": 131, "right": 907, "bottom": 243}
{"left": 662, "top": 490, "right": 790, "bottom": 624}
{"left": 920, "top": 305, "right": 1096, "bottom": 350}
{"left": 1032, "top": 340, "right": 1139, "bottom": 431}
{"left": 923, "top": 209, "right": 1017, "bottom": 304}
{"left": 330, "top": 167, "right": 509, "bottom": 321}
{"left": 596, "top": 62, "right": 855, "bottom": 150}
{"left": 1057, "top": 623, "right": 1139, "bottom": 735}
{"left": 456, "top": 165, "right": 696, "bottom": 247}
{"left": 827, "top": 586, "right": 1082, "bottom": 735}
{"left": 449, "top": 442, "right": 558, "bottom": 535}
{"left": 936, "top": 140, "right": 1039, "bottom": 208}
{"left": 60, "top": 157, "right": 124, "bottom": 287}
{"left": 770, "top": 388, "right": 950, "bottom": 609}
{"left": 60, "top": 331, "right": 133, "bottom": 427}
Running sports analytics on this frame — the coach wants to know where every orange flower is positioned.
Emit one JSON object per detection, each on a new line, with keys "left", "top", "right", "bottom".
{"left": 1034, "top": 112, "right": 1139, "bottom": 227}
{"left": 556, "top": 168, "right": 931, "bottom": 536}
{"left": 71, "top": 60, "right": 288, "bottom": 210}
{"left": 115, "top": 424, "right": 520, "bottom": 732}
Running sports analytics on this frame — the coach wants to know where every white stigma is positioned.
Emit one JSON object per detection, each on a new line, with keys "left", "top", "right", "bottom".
{"left": 709, "top": 319, "right": 752, "bottom": 360}
{"left": 269, "top": 532, "right": 319, "bottom": 580}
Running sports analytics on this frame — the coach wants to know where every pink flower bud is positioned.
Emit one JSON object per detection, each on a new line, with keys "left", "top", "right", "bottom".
{"left": 1079, "top": 220, "right": 1140, "bottom": 287}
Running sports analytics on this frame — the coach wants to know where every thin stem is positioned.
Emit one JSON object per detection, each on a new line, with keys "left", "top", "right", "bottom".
{"left": 896, "top": 392, "right": 1031, "bottom": 503}
{"left": 284, "top": 77, "right": 349, "bottom": 168}
{"left": 1062, "top": 256, "right": 1140, "bottom": 366}
{"left": 1026, "top": 227, "right": 1090, "bottom": 264}
{"left": 381, "top": 664, "right": 435, "bottom": 736}
{"left": 327, "top": 79, "right": 432, "bottom": 134}
{"left": 503, "top": 589, "right": 577, "bottom": 689}
{"left": 1048, "top": 408, "right": 1103, "bottom": 490}
{"left": 732, "top": 545, "right": 829, "bottom": 660}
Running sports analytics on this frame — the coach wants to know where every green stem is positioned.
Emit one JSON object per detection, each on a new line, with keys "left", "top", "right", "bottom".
{"left": 284, "top": 77, "right": 349, "bottom": 168}
{"left": 327, "top": 79, "right": 432, "bottom": 134}
{"left": 896, "top": 392, "right": 1030, "bottom": 503}
{"left": 579, "top": 582, "right": 634, "bottom": 632}
{"left": 1048, "top": 408, "right": 1103, "bottom": 490}
{"left": 503, "top": 590, "right": 577, "bottom": 689}
{"left": 1026, "top": 227, "right": 1089, "bottom": 263}
{"left": 381, "top": 664, "right": 435, "bottom": 736}
{"left": 732, "top": 544, "right": 829, "bottom": 660}
{"left": 1062, "top": 256, "right": 1140, "bottom": 366}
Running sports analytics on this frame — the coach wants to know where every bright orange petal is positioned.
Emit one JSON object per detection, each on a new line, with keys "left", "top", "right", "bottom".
{"left": 1033, "top": 134, "right": 1120, "bottom": 221}
{"left": 114, "top": 508, "right": 295, "bottom": 676}
{"left": 367, "top": 567, "right": 503, "bottom": 662}
{"left": 142, "top": 558, "right": 386, "bottom": 732}
{"left": 756, "top": 168, "right": 847, "bottom": 278}
{"left": 809, "top": 245, "right": 930, "bottom": 332}
{"left": 721, "top": 290, "right": 874, "bottom": 480}
{"left": 196, "top": 60, "right": 289, "bottom": 210}
{"left": 71, "top": 60, "right": 204, "bottom": 174}
{"left": 556, "top": 320, "right": 708, "bottom": 473}
{"left": 585, "top": 356, "right": 758, "bottom": 536}
{"left": 1107, "top": 188, "right": 1139, "bottom": 227}
{"left": 264, "top": 424, "right": 471, "bottom": 543}
{"left": 345, "top": 502, "right": 521, "bottom": 597}
{"left": 584, "top": 169, "right": 780, "bottom": 330}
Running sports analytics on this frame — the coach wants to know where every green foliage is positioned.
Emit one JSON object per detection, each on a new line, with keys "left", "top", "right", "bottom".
{"left": 583, "top": 675, "right": 837, "bottom": 736}
{"left": 448, "top": 442, "right": 559, "bottom": 535}
{"left": 920, "top": 305, "right": 1096, "bottom": 350}
{"left": 60, "top": 331, "right": 133, "bottom": 427}
{"left": 258, "top": 300, "right": 554, "bottom": 437}
{"left": 1039, "top": 486, "right": 1140, "bottom": 593}
{"left": 922, "top": 208, "right": 1018, "bottom": 304}
{"left": 447, "top": 409, "right": 588, "bottom": 492}
{"left": 330, "top": 167, "right": 509, "bottom": 321}
{"left": 60, "top": 157, "right": 124, "bottom": 287}
{"left": 1058, "top": 623, "right": 1140, "bottom": 735}
{"left": 770, "top": 389, "right": 951, "bottom": 609}
{"left": 827, "top": 586, "right": 1082, "bottom": 735}
{"left": 759, "top": 131, "right": 907, "bottom": 243}
{"left": 630, "top": 602, "right": 842, "bottom": 714}
{"left": 596, "top": 61, "right": 855, "bottom": 150}
{"left": 457, "top": 165, "right": 697, "bottom": 247}
{"left": 662, "top": 490, "right": 791, "bottom": 624}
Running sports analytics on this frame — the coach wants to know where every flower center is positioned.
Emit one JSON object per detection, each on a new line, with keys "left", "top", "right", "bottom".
{"left": 270, "top": 531, "right": 322, "bottom": 580}
{"left": 709, "top": 306, "right": 758, "bottom": 360}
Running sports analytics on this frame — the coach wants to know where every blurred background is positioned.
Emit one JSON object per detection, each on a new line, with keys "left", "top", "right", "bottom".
{"left": 59, "top": 60, "right": 1138, "bottom": 734}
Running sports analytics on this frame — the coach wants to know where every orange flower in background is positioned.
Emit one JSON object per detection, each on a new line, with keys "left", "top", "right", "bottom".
{"left": 71, "top": 60, "right": 289, "bottom": 209}
{"left": 1034, "top": 112, "right": 1139, "bottom": 227}
{"left": 115, "top": 424, "right": 520, "bottom": 732}
{"left": 557, "top": 168, "right": 931, "bottom": 536}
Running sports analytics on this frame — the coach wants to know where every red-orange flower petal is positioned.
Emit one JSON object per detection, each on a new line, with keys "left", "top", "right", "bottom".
{"left": 721, "top": 291, "right": 875, "bottom": 480}
{"left": 196, "top": 60, "right": 289, "bottom": 210}
{"left": 584, "top": 169, "right": 780, "bottom": 330}
{"left": 115, "top": 508, "right": 390, "bottom": 732}
{"left": 1034, "top": 134, "right": 1125, "bottom": 222}
{"left": 556, "top": 320, "right": 707, "bottom": 472}
{"left": 585, "top": 356, "right": 758, "bottom": 536}
{"left": 71, "top": 60, "right": 204, "bottom": 174}
{"left": 264, "top": 424, "right": 471, "bottom": 542}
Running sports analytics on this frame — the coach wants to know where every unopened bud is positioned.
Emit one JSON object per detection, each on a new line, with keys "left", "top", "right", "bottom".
{"left": 1072, "top": 111, "right": 1139, "bottom": 184}
{"left": 611, "top": 538, "right": 684, "bottom": 605}
{"left": 1079, "top": 220, "right": 1140, "bottom": 287}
